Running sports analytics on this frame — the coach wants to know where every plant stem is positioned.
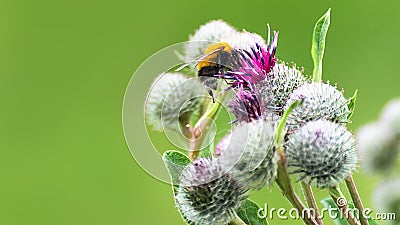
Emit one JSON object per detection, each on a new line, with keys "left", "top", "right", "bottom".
{"left": 230, "top": 213, "right": 248, "bottom": 225}
{"left": 180, "top": 115, "right": 193, "bottom": 139}
{"left": 328, "top": 186, "right": 360, "bottom": 225}
{"left": 301, "top": 181, "right": 323, "bottom": 225}
{"left": 345, "top": 175, "right": 369, "bottom": 225}
{"left": 275, "top": 151, "right": 318, "bottom": 225}
{"left": 274, "top": 98, "right": 317, "bottom": 225}
{"left": 188, "top": 91, "right": 227, "bottom": 160}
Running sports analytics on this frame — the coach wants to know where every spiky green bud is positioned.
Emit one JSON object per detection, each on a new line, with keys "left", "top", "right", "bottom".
{"left": 257, "top": 63, "right": 308, "bottom": 115}
{"left": 176, "top": 158, "right": 248, "bottom": 225}
{"left": 285, "top": 119, "right": 358, "bottom": 188}
{"left": 285, "top": 82, "right": 350, "bottom": 132}
{"left": 218, "top": 119, "right": 278, "bottom": 190}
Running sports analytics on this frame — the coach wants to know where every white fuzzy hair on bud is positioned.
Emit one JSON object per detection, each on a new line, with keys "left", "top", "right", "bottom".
{"left": 184, "top": 20, "right": 238, "bottom": 61}
{"left": 285, "top": 119, "right": 358, "bottom": 188}
{"left": 145, "top": 72, "right": 205, "bottom": 132}
{"left": 183, "top": 20, "right": 271, "bottom": 62}
{"left": 285, "top": 82, "right": 350, "bottom": 132}
{"left": 176, "top": 158, "right": 248, "bottom": 225}
{"left": 223, "top": 30, "right": 267, "bottom": 52}
{"left": 217, "top": 119, "right": 278, "bottom": 190}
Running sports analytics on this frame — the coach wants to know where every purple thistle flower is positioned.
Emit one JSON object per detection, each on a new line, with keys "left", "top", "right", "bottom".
{"left": 228, "top": 85, "right": 265, "bottom": 123}
{"left": 229, "top": 25, "right": 278, "bottom": 85}
{"left": 190, "top": 25, "right": 279, "bottom": 89}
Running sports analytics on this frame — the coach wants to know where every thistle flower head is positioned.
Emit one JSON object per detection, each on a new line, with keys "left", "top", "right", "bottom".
{"left": 373, "top": 179, "right": 400, "bottom": 224}
{"left": 218, "top": 119, "right": 278, "bottom": 190}
{"left": 285, "top": 82, "right": 350, "bottom": 132}
{"left": 228, "top": 27, "right": 278, "bottom": 84}
{"left": 176, "top": 158, "right": 248, "bottom": 225}
{"left": 228, "top": 85, "right": 266, "bottom": 123}
{"left": 257, "top": 63, "right": 308, "bottom": 115}
{"left": 145, "top": 73, "right": 205, "bottom": 132}
{"left": 358, "top": 122, "right": 400, "bottom": 174}
{"left": 184, "top": 20, "right": 238, "bottom": 61}
{"left": 285, "top": 119, "right": 358, "bottom": 188}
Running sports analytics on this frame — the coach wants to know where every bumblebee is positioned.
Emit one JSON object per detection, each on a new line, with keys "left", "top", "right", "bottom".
{"left": 197, "top": 42, "right": 236, "bottom": 101}
{"left": 176, "top": 42, "right": 238, "bottom": 101}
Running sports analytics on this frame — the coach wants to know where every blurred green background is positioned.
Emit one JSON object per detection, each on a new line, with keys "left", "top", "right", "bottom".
{"left": 1, "top": 0, "right": 399, "bottom": 224}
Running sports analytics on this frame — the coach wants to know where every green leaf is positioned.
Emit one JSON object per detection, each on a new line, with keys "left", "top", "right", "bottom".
{"left": 230, "top": 199, "right": 269, "bottom": 225}
{"left": 321, "top": 198, "right": 379, "bottom": 225}
{"left": 162, "top": 150, "right": 195, "bottom": 225}
{"left": 312, "top": 8, "right": 331, "bottom": 82}
{"left": 162, "top": 150, "right": 191, "bottom": 187}
{"left": 275, "top": 99, "right": 303, "bottom": 147}
{"left": 367, "top": 217, "right": 379, "bottom": 225}
{"left": 347, "top": 89, "right": 358, "bottom": 120}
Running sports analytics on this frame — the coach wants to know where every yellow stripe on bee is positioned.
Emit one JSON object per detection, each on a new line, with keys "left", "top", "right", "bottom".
{"left": 204, "top": 42, "right": 232, "bottom": 54}
{"left": 198, "top": 42, "right": 232, "bottom": 71}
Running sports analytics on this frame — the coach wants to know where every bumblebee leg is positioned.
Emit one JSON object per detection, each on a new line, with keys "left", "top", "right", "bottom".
{"left": 208, "top": 88, "right": 215, "bottom": 103}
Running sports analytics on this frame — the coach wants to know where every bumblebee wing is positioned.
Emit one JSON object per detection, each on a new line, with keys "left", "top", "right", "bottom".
{"left": 175, "top": 47, "right": 225, "bottom": 71}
